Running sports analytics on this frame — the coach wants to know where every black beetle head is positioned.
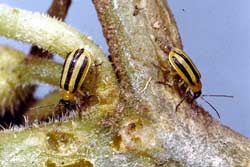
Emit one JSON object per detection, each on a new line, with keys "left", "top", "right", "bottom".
{"left": 193, "top": 91, "right": 202, "bottom": 99}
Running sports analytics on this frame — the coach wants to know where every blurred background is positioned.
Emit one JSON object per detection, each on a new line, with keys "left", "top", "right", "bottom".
{"left": 0, "top": 0, "right": 249, "bottom": 137}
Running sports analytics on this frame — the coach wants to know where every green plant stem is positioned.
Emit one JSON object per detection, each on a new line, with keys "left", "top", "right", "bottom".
{"left": 0, "top": 4, "right": 120, "bottom": 115}
{"left": 29, "top": 0, "right": 71, "bottom": 59}
{"left": 0, "top": 118, "right": 154, "bottom": 167}
{"left": 17, "top": 58, "right": 62, "bottom": 86}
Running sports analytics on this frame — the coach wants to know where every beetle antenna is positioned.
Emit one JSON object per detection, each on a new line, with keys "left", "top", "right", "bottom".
{"left": 30, "top": 104, "right": 56, "bottom": 110}
{"left": 202, "top": 94, "right": 233, "bottom": 98}
{"left": 200, "top": 96, "right": 221, "bottom": 119}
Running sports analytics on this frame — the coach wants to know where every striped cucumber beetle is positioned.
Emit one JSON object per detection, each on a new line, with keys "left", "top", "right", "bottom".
{"left": 30, "top": 48, "right": 92, "bottom": 114}
{"left": 168, "top": 47, "right": 233, "bottom": 118}
{"left": 169, "top": 47, "right": 202, "bottom": 98}
{"left": 59, "top": 48, "right": 91, "bottom": 111}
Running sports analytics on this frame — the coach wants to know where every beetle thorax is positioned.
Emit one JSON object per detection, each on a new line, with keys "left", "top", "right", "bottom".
{"left": 62, "top": 90, "right": 75, "bottom": 101}
{"left": 190, "top": 81, "right": 202, "bottom": 95}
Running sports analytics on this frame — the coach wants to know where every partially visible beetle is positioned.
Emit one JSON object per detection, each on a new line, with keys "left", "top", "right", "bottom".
{"left": 30, "top": 48, "right": 93, "bottom": 115}
{"left": 169, "top": 47, "right": 202, "bottom": 99}
{"left": 59, "top": 48, "right": 91, "bottom": 111}
{"left": 167, "top": 47, "right": 233, "bottom": 118}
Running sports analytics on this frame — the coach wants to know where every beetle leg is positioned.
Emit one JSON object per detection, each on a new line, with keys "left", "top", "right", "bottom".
{"left": 178, "top": 80, "right": 185, "bottom": 88}
{"left": 76, "top": 103, "right": 82, "bottom": 114}
{"left": 78, "top": 89, "right": 88, "bottom": 97}
{"left": 185, "top": 87, "right": 190, "bottom": 94}
{"left": 169, "top": 70, "right": 178, "bottom": 76}
{"left": 155, "top": 80, "right": 172, "bottom": 87}
{"left": 94, "top": 61, "right": 103, "bottom": 67}
{"left": 175, "top": 93, "right": 188, "bottom": 112}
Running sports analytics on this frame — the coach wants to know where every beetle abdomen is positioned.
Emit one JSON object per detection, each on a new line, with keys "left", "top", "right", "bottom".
{"left": 60, "top": 48, "right": 91, "bottom": 93}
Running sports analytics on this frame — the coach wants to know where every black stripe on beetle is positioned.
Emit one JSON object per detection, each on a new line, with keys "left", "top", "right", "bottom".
{"left": 173, "top": 50, "right": 200, "bottom": 81}
{"left": 72, "top": 57, "right": 88, "bottom": 93}
{"left": 173, "top": 56, "right": 195, "bottom": 85}
{"left": 64, "top": 49, "right": 84, "bottom": 91}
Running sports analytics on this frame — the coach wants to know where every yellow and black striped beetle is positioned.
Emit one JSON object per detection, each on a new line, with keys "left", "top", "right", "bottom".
{"left": 168, "top": 47, "right": 232, "bottom": 118}
{"left": 58, "top": 48, "right": 91, "bottom": 111}
{"left": 169, "top": 47, "right": 202, "bottom": 99}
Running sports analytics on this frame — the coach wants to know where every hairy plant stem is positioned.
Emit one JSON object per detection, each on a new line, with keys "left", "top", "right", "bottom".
{"left": 0, "top": 3, "right": 120, "bottom": 116}
{"left": 29, "top": 0, "right": 71, "bottom": 59}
